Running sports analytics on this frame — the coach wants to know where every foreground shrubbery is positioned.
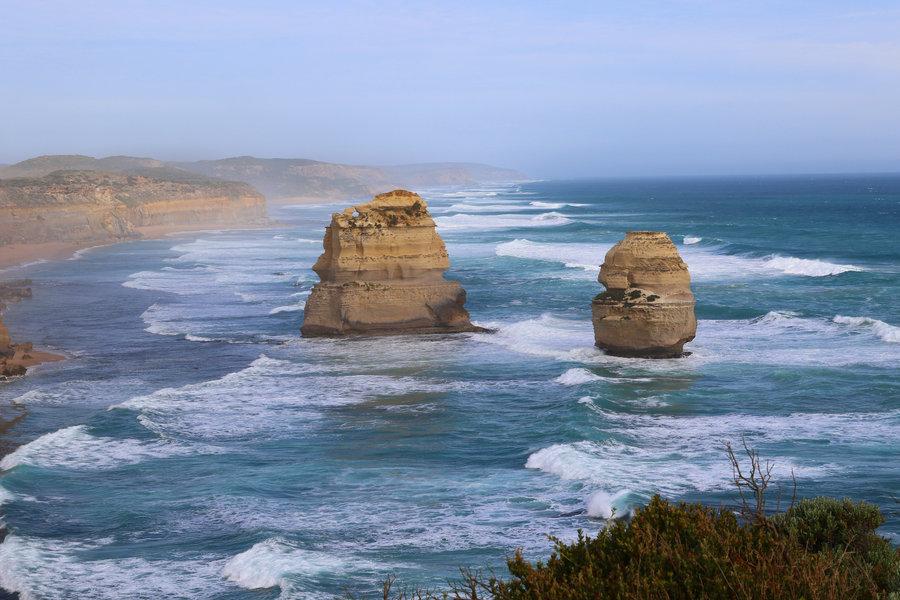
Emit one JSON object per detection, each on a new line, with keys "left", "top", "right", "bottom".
{"left": 375, "top": 443, "right": 899, "bottom": 599}
{"left": 483, "top": 496, "right": 897, "bottom": 599}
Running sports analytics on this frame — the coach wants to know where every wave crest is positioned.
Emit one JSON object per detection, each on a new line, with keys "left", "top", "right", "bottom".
{"left": 833, "top": 315, "right": 900, "bottom": 343}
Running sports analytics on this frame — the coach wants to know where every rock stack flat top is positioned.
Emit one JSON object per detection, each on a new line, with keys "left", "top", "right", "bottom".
{"left": 591, "top": 231, "right": 696, "bottom": 358}
{"left": 311, "top": 189, "right": 449, "bottom": 283}
{"left": 301, "top": 190, "right": 482, "bottom": 337}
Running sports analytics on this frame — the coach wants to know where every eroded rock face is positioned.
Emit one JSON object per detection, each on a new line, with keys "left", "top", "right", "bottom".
{"left": 0, "top": 170, "right": 267, "bottom": 247}
{"left": 0, "top": 317, "right": 11, "bottom": 356}
{"left": 301, "top": 190, "right": 482, "bottom": 336}
{"left": 591, "top": 231, "right": 696, "bottom": 358}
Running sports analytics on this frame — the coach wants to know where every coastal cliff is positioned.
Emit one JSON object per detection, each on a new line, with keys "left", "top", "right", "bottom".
{"left": 0, "top": 169, "right": 267, "bottom": 264}
{"left": 301, "top": 189, "right": 482, "bottom": 336}
{"left": 591, "top": 231, "right": 696, "bottom": 358}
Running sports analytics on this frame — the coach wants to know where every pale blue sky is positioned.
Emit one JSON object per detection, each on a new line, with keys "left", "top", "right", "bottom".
{"left": 2, "top": 1, "right": 899, "bottom": 176}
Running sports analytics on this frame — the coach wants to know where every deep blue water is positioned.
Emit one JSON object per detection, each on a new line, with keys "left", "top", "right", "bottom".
{"left": 0, "top": 176, "right": 898, "bottom": 599}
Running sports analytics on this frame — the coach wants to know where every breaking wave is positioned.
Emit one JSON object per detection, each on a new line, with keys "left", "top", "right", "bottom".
{"left": 833, "top": 315, "right": 900, "bottom": 343}
{"left": 529, "top": 201, "right": 588, "bottom": 209}
{"left": 526, "top": 408, "right": 895, "bottom": 510}
{"left": 435, "top": 213, "right": 571, "bottom": 230}
{"left": 0, "top": 425, "right": 218, "bottom": 471}
{"left": 494, "top": 239, "right": 866, "bottom": 279}
{"left": 222, "top": 537, "right": 377, "bottom": 594}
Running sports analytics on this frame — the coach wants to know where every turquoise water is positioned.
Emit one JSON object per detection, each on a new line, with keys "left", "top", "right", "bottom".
{"left": 0, "top": 176, "right": 898, "bottom": 598}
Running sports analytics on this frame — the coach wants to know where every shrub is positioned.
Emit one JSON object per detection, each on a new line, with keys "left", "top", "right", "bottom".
{"left": 374, "top": 442, "right": 899, "bottom": 600}
{"left": 484, "top": 496, "right": 899, "bottom": 600}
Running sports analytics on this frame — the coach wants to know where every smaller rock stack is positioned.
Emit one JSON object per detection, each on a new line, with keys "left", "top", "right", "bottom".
{"left": 591, "top": 231, "right": 696, "bottom": 358}
{"left": 301, "top": 189, "right": 482, "bottom": 337}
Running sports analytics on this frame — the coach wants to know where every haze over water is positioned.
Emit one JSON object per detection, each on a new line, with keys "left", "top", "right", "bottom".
{"left": 0, "top": 175, "right": 897, "bottom": 597}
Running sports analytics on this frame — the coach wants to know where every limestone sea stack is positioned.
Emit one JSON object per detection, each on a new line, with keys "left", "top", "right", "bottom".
{"left": 301, "top": 190, "right": 482, "bottom": 336}
{"left": 591, "top": 231, "right": 696, "bottom": 358}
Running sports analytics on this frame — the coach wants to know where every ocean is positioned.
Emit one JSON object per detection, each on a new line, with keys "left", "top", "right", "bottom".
{"left": 0, "top": 176, "right": 898, "bottom": 598}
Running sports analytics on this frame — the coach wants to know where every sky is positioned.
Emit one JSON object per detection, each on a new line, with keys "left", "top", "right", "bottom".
{"left": 2, "top": 1, "right": 899, "bottom": 177}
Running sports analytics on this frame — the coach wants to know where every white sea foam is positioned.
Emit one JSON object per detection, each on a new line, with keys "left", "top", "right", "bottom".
{"left": 833, "top": 315, "right": 900, "bottom": 343}
{"left": 67, "top": 244, "right": 108, "bottom": 260}
{"left": 11, "top": 378, "right": 144, "bottom": 407}
{"left": 222, "top": 537, "right": 376, "bottom": 593}
{"left": 554, "top": 368, "right": 653, "bottom": 386}
{"left": 495, "top": 239, "right": 605, "bottom": 272}
{"left": 435, "top": 213, "right": 571, "bottom": 230}
{"left": 112, "top": 355, "right": 470, "bottom": 441}
{"left": 526, "top": 408, "right": 896, "bottom": 504}
{"left": 555, "top": 368, "right": 603, "bottom": 385}
{"left": 140, "top": 302, "right": 265, "bottom": 338}
{"left": 0, "top": 425, "right": 218, "bottom": 471}
{"left": 529, "top": 201, "right": 587, "bottom": 209}
{"left": 442, "top": 203, "right": 530, "bottom": 213}
{"left": 269, "top": 304, "right": 304, "bottom": 315}
{"left": 585, "top": 490, "right": 632, "bottom": 519}
{"left": 0, "top": 485, "right": 13, "bottom": 507}
{"left": 480, "top": 309, "right": 900, "bottom": 370}
{"left": 683, "top": 236, "right": 702, "bottom": 245}
{"left": 429, "top": 190, "right": 500, "bottom": 198}
{"left": 0, "top": 535, "right": 226, "bottom": 600}
{"left": 494, "top": 239, "right": 866, "bottom": 280}
{"left": 762, "top": 256, "right": 864, "bottom": 277}
{"left": 0, "top": 259, "right": 47, "bottom": 274}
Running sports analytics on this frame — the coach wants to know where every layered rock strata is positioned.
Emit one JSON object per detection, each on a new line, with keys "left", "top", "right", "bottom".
{"left": 0, "top": 169, "right": 267, "bottom": 248}
{"left": 301, "top": 190, "right": 481, "bottom": 336}
{"left": 591, "top": 231, "right": 696, "bottom": 358}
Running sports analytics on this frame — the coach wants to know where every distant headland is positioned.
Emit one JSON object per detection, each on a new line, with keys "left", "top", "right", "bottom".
{"left": 0, "top": 154, "right": 527, "bottom": 269}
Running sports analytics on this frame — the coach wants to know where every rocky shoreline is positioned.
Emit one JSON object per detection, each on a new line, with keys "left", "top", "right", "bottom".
{"left": 1, "top": 280, "right": 64, "bottom": 381}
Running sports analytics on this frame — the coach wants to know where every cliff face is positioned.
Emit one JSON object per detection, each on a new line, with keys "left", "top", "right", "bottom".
{"left": 301, "top": 190, "right": 482, "bottom": 336}
{"left": 0, "top": 170, "right": 267, "bottom": 247}
{"left": 591, "top": 232, "right": 696, "bottom": 358}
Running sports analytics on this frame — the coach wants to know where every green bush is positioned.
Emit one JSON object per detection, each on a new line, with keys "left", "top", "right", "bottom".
{"left": 376, "top": 442, "right": 899, "bottom": 599}
{"left": 485, "top": 496, "right": 899, "bottom": 599}
{"left": 772, "top": 497, "right": 900, "bottom": 593}
{"left": 773, "top": 497, "right": 884, "bottom": 552}
{"left": 378, "top": 496, "right": 899, "bottom": 600}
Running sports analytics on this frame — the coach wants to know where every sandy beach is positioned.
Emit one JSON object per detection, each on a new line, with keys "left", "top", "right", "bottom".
{"left": 0, "top": 216, "right": 300, "bottom": 272}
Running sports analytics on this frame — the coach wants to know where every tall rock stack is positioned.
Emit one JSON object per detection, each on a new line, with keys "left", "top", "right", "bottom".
{"left": 301, "top": 189, "right": 482, "bottom": 337}
{"left": 591, "top": 231, "right": 696, "bottom": 358}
